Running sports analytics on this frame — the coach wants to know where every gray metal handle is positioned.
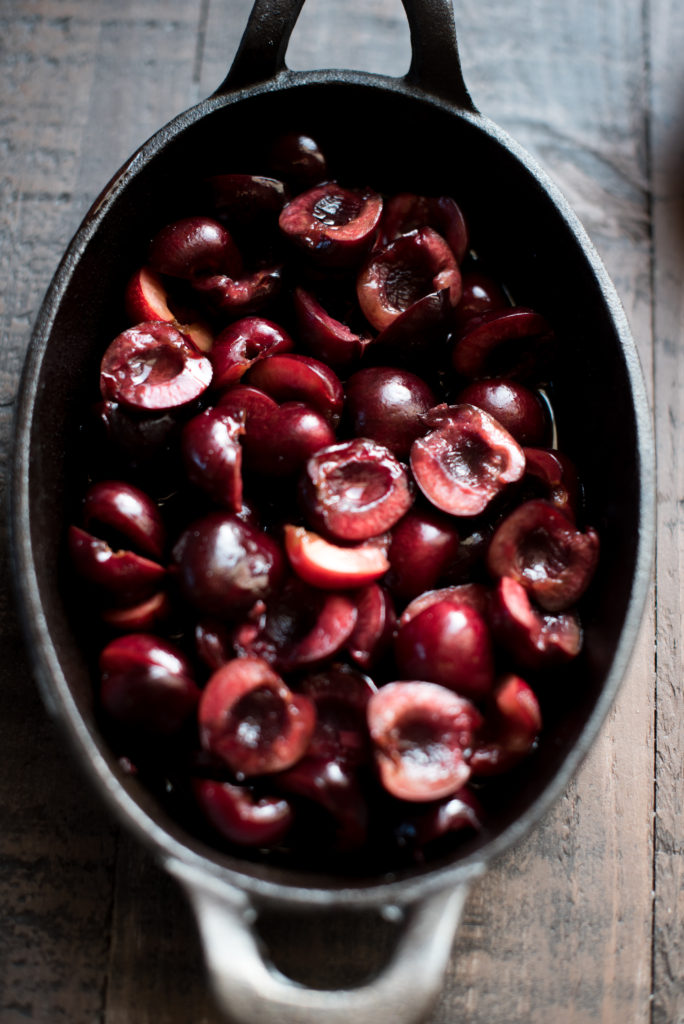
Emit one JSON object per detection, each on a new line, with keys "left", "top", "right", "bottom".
{"left": 168, "top": 858, "right": 470, "bottom": 1024}
{"left": 217, "top": 0, "right": 474, "bottom": 110}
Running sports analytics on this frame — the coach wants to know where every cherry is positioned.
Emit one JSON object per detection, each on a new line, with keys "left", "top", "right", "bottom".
{"left": 198, "top": 656, "right": 315, "bottom": 775}
{"left": 210, "top": 317, "right": 294, "bottom": 389}
{"left": 284, "top": 525, "right": 390, "bottom": 589}
{"left": 100, "top": 322, "right": 213, "bottom": 411}
{"left": 279, "top": 183, "right": 383, "bottom": 266}
{"left": 346, "top": 584, "right": 396, "bottom": 668}
{"left": 387, "top": 507, "right": 461, "bottom": 600}
{"left": 101, "top": 591, "right": 171, "bottom": 632}
{"left": 394, "top": 599, "right": 494, "bottom": 699}
{"left": 195, "top": 618, "right": 235, "bottom": 672}
{"left": 96, "top": 401, "right": 181, "bottom": 468}
{"left": 490, "top": 575, "right": 582, "bottom": 669}
{"left": 487, "top": 499, "right": 599, "bottom": 611}
{"left": 206, "top": 174, "right": 288, "bottom": 231}
{"left": 275, "top": 757, "right": 368, "bottom": 851}
{"left": 399, "top": 583, "right": 491, "bottom": 627}
{"left": 269, "top": 133, "right": 329, "bottom": 190}
{"left": 451, "top": 306, "right": 554, "bottom": 380}
{"left": 300, "top": 438, "right": 414, "bottom": 542}
{"left": 294, "top": 287, "right": 369, "bottom": 369}
{"left": 149, "top": 215, "right": 242, "bottom": 280}
{"left": 124, "top": 267, "right": 214, "bottom": 353}
{"left": 367, "top": 681, "right": 482, "bottom": 801}
{"left": 456, "top": 379, "right": 548, "bottom": 446}
{"left": 173, "top": 512, "right": 285, "bottom": 618}
{"left": 405, "top": 788, "right": 483, "bottom": 850}
{"left": 99, "top": 633, "right": 199, "bottom": 734}
{"left": 379, "top": 193, "right": 469, "bottom": 263}
{"left": 193, "top": 778, "right": 293, "bottom": 847}
{"left": 298, "top": 664, "right": 377, "bottom": 766}
{"left": 243, "top": 402, "right": 336, "bottom": 478}
{"left": 68, "top": 525, "right": 165, "bottom": 602}
{"left": 82, "top": 480, "right": 165, "bottom": 560}
{"left": 345, "top": 367, "right": 436, "bottom": 460}
{"left": 410, "top": 404, "right": 525, "bottom": 517}
{"left": 181, "top": 407, "right": 244, "bottom": 511}
{"left": 247, "top": 352, "right": 344, "bottom": 426}
{"left": 451, "top": 270, "right": 509, "bottom": 330}
{"left": 191, "top": 264, "right": 283, "bottom": 317}
{"left": 522, "top": 448, "right": 579, "bottom": 519}
{"left": 469, "top": 674, "right": 542, "bottom": 776}
{"left": 358, "top": 227, "right": 462, "bottom": 332}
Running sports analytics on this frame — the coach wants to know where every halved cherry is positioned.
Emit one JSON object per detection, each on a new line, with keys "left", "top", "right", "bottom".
{"left": 456, "top": 379, "right": 548, "bottom": 447}
{"left": 275, "top": 757, "right": 368, "bottom": 851}
{"left": 68, "top": 525, "right": 165, "bottom": 602}
{"left": 489, "top": 576, "right": 582, "bottom": 669}
{"left": 357, "top": 227, "right": 462, "bottom": 332}
{"left": 269, "top": 133, "right": 329, "bottom": 190}
{"left": 451, "top": 306, "right": 554, "bottom": 380}
{"left": 210, "top": 317, "right": 294, "bottom": 390}
{"left": 173, "top": 512, "right": 285, "bottom": 618}
{"left": 298, "top": 664, "right": 377, "bottom": 766}
{"left": 487, "top": 499, "right": 599, "bottom": 611}
{"left": 233, "top": 578, "right": 358, "bottom": 673}
{"left": 394, "top": 599, "right": 494, "bottom": 700}
{"left": 101, "top": 591, "right": 171, "bottom": 632}
{"left": 181, "top": 407, "right": 244, "bottom": 511}
{"left": 346, "top": 584, "right": 396, "bottom": 668}
{"left": 247, "top": 352, "right": 344, "bottom": 426}
{"left": 99, "top": 633, "right": 199, "bottom": 735}
{"left": 451, "top": 270, "right": 509, "bottom": 330}
{"left": 399, "top": 583, "right": 491, "bottom": 627}
{"left": 242, "top": 402, "right": 336, "bottom": 478}
{"left": 387, "top": 507, "right": 460, "bottom": 600}
{"left": 410, "top": 404, "right": 525, "bottom": 517}
{"left": 195, "top": 617, "right": 235, "bottom": 672}
{"left": 469, "top": 674, "right": 542, "bottom": 776}
{"left": 82, "top": 480, "right": 165, "bottom": 560}
{"left": 193, "top": 778, "right": 293, "bottom": 847}
{"left": 191, "top": 265, "right": 283, "bottom": 317}
{"left": 100, "top": 322, "right": 213, "bottom": 411}
{"left": 404, "top": 788, "right": 483, "bottom": 850}
{"left": 367, "top": 681, "right": 482, "bottom": 801}
{"left": 279, "top": 183, "right": 382, "bottom": 266}
{"left": 206, "top": 174, "right": 288, "bottom": 230}
{"left": 379, "top": 193, "right": 469, "bottom": 263}
{"left": 124, "top": 266, "right": 213, "bottom": 352}
{"left": 294, "top": 287, "right": 369, "bottom": 369}
{"left": 148, "top": 215, "right": 242, "bottom": 280}
{"left": 198, "top": 656, "right": 315, "bottom": 776}
{"left": 345, "top": 367, "right": 437, "bottom": 460}
{"left": 300, "top": 438, "right": 414, "bottom": 542}
{"left": 284, "top": 525, "right": 390, "bottom": 589}
{"left": 95, "top": 401, "right": 181, "bottom": 468}
{"left": 522, "top": 448, "right": 579, "bottom": 519}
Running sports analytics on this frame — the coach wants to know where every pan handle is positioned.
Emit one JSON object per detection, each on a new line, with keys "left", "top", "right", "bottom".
{"left": 168, "top": 858, "right": 472, "bottom": 1024}
{"left": 217, "top": 0, "right": 475, "bottom": 110}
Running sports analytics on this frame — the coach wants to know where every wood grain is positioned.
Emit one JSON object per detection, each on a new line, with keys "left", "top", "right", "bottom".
{"left": 0, "top": 0, "right": 674, "bottom": 1021}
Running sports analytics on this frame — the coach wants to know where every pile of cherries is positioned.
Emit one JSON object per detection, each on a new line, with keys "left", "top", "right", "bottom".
{"left": 68, "top": 132, "right": 599, "bottom": 871}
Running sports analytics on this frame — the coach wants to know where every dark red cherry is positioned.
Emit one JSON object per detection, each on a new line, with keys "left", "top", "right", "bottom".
{"left": 487, "top": 499, "right": 599, "bottom": 611}
{"left": 275, "top": 757, "right": 368, "bottom": 851}
{"left": 522, "top": 448, "right": 580, "bottom": 519}
{"left": 269, "top": 133, "right": 329, "bottom": 190}
{"left": 173, "top": 512, "right": 285, "bottom": 618}
{"left": 469, "top": 674, "right": 542, "bottom": 776}
{"left": 489, "top": 575, "right": 582, "bottom": 669}
{"left": 357, "top": 227, "right": 462, "bottom": 332}
{"left": 99, "top": 633, "right": 199, "bottom": 734}
{"left": 299, "top": 664, "right": 377, "bottom": 766}
{"left": 101, "top": 591, "right": 171, "bottom": 633}
{"left": 82, "top": 480, "right": 165, "bottom": 559}
{"left": 206, "top": 174, "right": 288, "bottom": 230}
{"left": 68, "top": 525, "right": 165, "bottom": 602}
{"left": 279, "top": 183, "right": 383, "bottom": 266}
{"left": 210, "top": 317, "right": 294, "bottom": 390}
{"left": 247, "top": 352, "right": 344, "bottom": 426}
{"left": 452, "top": 306, "right": 554, "bottom": 381}
{"left": 149, "top": 216, "right": 242, "bottom": 279}
{"left": 379, "top": 193, "right": 469, "bottom": 263}
{"left": 387, "top": 507, "right": 460, "bottom": 600}
{"left": 346, "top": 584, "right": 396, "bottom": 668}
{"left": 294, "top": 287, "right": 369, "bottom": 369}
{"left": 367, "top": 681, "right": 482, "bottom": 801}
{"left": 193, "top": 778, "right": 293, "bottom": 847}
{"left": 410, "top": 404, "right": 525, "bottom": 517}
{"left": 191, "top": 264, "right": 283, "bottom": 317}
{"left": 456, "top": 379, "right": 548, "bottom": 446}
{"left": 284, "top": 526, "right": 391, "bottom": 589}
{"left": 300, "top": 438, "right": 414, "bottom": 542}
{"left": 124, "top": 266, "right": 214, "bottom": 352}
{"left": 242, "top": 402, "right": 336, "bottom": 478}
{"left": 198, "top": 656, "right": 315, "bottom": 775}
{"left": 394, "top": 599, "right": 494, "bottom": 700}
{"left": 408, "top": 788, "right": 483, "bottom": 848}
{"left": 451, "top": 271, "right": 508, "bottom": 330}
{"left": 100, "top": 322, "right": 213, "bottom": 411}
{"left": 400, "top": 583, "right": 491, "bottom": 627}
{"left": 345, "top": 367, "right": 436, "bottom": 459}
{"left": 181, "top": 407, "right": 244, "bottom": 511}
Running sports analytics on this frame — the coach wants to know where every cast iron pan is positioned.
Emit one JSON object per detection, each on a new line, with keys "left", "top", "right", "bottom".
{"left": 10, "top": 0, "right": 654, "bottom": 1021}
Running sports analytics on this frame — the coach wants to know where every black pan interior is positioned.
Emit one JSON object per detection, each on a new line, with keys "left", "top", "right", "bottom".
{"left": 20, "top": 78, "right": 646, "bottom": 891}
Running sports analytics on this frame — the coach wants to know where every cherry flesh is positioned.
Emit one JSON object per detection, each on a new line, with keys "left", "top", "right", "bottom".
{"left": 284, "top": 525, "right": 390, "bottom": 589}
{"left": 490, "top": 575, "right": 582, "bottom": 669}
{"left": 124, "top": 266, "right": 213, "bottom": 353}
{"left": 379, "top": 193, "right": 469, "bottom": 264}
{"left": 193, "top": 778, "right": 293, "bottom": 847}
{"left": 346, "top": 584, "right": 396, "bottom": 669}
{"left": 279, "top": 183, "right": 382, "bottom": 266}
{"left": 469, "top": 674, "right": 542, "bottom": 776}
{"left": 298, "top": 663, "right": 377, "bottom": 766}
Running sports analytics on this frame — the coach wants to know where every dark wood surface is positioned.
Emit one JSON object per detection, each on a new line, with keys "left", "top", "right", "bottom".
{"left": 0, "top": 0, "right": 680, "bottom": 1021}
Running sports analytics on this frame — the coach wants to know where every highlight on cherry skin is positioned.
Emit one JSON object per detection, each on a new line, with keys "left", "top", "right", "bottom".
{"left": 67, "top": 129, "right": 600, "bottom": 870}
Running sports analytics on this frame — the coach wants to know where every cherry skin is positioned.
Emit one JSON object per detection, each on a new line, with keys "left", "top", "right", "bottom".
{"left": 387, "top": 506, "right": 461, "bottom": 601}
{"left": 82, "top": 480, "right": 165, "bottom": 560}
{"left": 193, "top": 778, "right": 293, "bottom": 847}
{"left": 456, "top": 379, "right": 548, "bottom": 447}
{"left": 210, "top": 317, "right": 294, "bottom": 390}
{"left": 345, "top": 367, "right": 436, "bottom": 460}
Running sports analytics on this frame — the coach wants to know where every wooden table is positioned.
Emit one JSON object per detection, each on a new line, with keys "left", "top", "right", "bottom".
{"left": 1, "top": 1, "right": 681, "bottom": 1021}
